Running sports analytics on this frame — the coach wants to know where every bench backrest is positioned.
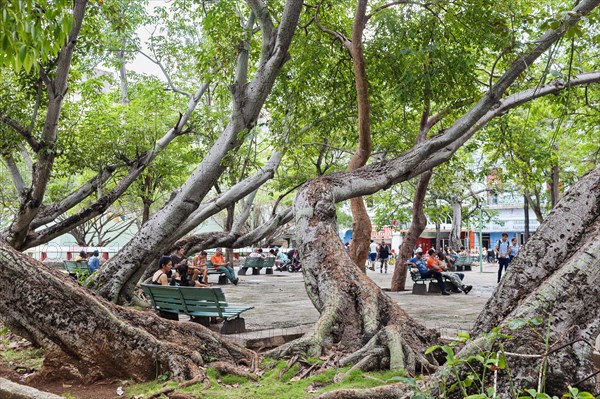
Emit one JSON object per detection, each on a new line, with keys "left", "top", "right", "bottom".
{"left": 243, "top": 257, "right": 262, "bottom": 268}
{"left": 63, "top": 260, "right": 91, "bottom": 274}
{"left": 141, "top": 284, "right": 186, "bottom": 314}
{"left": 178, "top": 286, "right": 227, "bottom": 317}
{"left": 455, "top": 256, "right": 471, "bottom": 266}
{"left": 263, "top": 257, "right": 275, "bottom": 267}
{"left": 141, "top": 284, "right": 228, "bottom": 317}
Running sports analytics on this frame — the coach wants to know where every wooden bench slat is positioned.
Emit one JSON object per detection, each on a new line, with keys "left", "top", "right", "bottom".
{"left": 63, "top": 260, "right": 92, "bottom": 276}
{"left": 141, "top": 284, "right": 253, "bottom": 328}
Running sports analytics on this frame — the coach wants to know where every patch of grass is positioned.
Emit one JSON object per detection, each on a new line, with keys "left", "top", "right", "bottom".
{"left": 123, "top": 363, "right": 401, "bottom": 399}
{"left": 0, "top": 347, "right": 44, "bottom": 370}
{"left": 124, "top": 380, "right": 178, "bottom": 397}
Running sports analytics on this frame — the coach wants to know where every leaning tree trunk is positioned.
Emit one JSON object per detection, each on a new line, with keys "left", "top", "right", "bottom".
{"left": 391, "top": 170, "right": 432, "bottom": 291}
{"left": 0, "top": 241, "right": 253, "bottom": 383}
{"left": 267, "top": 177, "right": 441, "bottom": 375}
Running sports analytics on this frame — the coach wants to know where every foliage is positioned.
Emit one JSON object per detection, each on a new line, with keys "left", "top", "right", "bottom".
{"left": 0, "top": 0, "right": 73, "bottom": 73}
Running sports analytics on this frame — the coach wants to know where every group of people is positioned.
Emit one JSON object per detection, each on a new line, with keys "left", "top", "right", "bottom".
{"left": 406, "top": 247, "right": 473, "bottom": 295}
{"left": 151, "top": 247, "right": 239, "bottom": 287}
{"left": 75, "top": 250, "right": 100, "bottom": 272}
{"left": 368, "top": 240, "right": 395, "bottom": 273}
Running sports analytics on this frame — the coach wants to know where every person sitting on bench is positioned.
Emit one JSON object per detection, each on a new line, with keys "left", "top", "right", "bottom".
{"left": 152, "top": 256, "right": 173, "bottom": 285}
{"left": 428, "top": 249, "right": 473, "bottom": 294}
{"left": 192, "top": 251, "right": 209, "bottom": 285}
{"left": 210, "top": 248, "right": 239, "bottom": 285}
{"left": 407, "top": 248, "right": 450, "bottom": 296}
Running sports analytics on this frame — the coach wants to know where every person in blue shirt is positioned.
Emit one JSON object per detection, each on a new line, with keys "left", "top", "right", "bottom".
{"left": 407, "top": 248, "right": 450, "bottom": 295}
{"left": 88, "top": 250, "right": 100, "bottom": 272}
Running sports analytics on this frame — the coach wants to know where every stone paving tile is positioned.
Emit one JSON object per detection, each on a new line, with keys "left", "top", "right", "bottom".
{"left": 219, "top": 260, "right": 505, "bottom": 339}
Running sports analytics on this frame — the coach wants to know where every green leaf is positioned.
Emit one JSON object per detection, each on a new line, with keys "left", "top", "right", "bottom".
{"left": 23, "top": 50, "right": 33, "bottom": 73}
{"left": 441, "top": 346, "right": 455, "bottom": 362}
{"left": 508, "top": 319, "right": 527, "bottom": 330}
{"left": 18, "top": 44, "right": 27, "bottom": 62}
{"left": 425, "top": 345, "right": 440, "bottom": 355}
{"left": 498, "top": 352, "right": 506, "bottom": 369}
{"left": 530, "top": 317, "right": 543, "bottom": 325}
{"left": 573, "top": 393, "right": 595, "bottom": 399}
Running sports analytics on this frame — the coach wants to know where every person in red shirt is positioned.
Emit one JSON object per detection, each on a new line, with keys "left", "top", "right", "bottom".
{"left": 210, "top": 248, "right": 238, "bottom": 285}
{"left": 426, "top": 249, "right": 472, "bottom": 294}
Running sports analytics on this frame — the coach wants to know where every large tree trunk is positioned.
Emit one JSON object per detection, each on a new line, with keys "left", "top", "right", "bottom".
{"left": 267, "top": 178, "right": 440, "bottom": 374}
{"left": 391, "top": 170, "right": 432, "bottom": 292}
{"left": 0, "top": 241, "right": 252, "bottom": 383}
{"left": 449, "top": 199, "right": 462, "bottom": 250}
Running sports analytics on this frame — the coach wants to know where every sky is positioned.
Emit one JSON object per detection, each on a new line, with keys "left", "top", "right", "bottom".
{"left": 126, "top": 0, "right": 170, "bottom": 78}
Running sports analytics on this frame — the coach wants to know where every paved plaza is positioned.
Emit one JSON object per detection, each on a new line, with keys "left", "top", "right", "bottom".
{"left": 219, "top": 260, "right": 503, "bottom": 346}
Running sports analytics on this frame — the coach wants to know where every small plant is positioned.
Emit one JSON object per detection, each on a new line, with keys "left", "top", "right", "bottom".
{"left": 518, "top": 386, "right": 596, "bottom": 399}
{"left": 0, "top": 326, "right": 10, "bottom": 346}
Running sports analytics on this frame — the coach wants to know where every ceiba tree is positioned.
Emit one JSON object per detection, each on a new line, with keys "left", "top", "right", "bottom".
{"left": 0, "top": 0, "right": 599, "bottom": 396}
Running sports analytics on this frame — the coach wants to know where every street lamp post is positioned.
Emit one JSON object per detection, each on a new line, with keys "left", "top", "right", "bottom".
{"left": 479, "top": 206, "right": 483, "bottom": 273}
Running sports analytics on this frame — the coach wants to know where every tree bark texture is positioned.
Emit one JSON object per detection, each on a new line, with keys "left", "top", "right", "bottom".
{"left": 449, "top": 200, "right": 462, "bottom": 250}
{"left": 391, "top": 170, "right": 432, "bottom": 292}
{"left": 267, "top": 178, "right": 441, "bottom": 375}
{"left": 0, "top": 241, "right": 253, "bottom": 383}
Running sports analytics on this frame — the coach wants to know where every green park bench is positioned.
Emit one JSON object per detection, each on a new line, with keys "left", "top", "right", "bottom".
{"left": 238, "top": 256, "right": 275, "bottom": 276}
{"left": 140, "top": 284, "right": 253, "bottom": 334}
{"left": 205, "top": 260, "right": 228, "bottom": 285}
{"left": 407, "top": 264, "right": 462, "bottom": 295}
{"left": 63, "top": 260, "right": 92, "bottom": 278}
{"left": 454, "top": 256, "right": 473, "bottom": 272}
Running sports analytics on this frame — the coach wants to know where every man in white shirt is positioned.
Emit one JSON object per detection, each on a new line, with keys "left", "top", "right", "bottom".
{"left": 495, "top": 233, "right": 511, "bottom": 283}
{"left": 368, "top": 240, "right": 378, "bottom": 271}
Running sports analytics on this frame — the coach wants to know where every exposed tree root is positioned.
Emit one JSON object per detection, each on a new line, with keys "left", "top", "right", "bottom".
{"left": 207, "top": 361, "right": 258, "bottom": 381}
{"left": 316, "top": 382, "right": 411, "bottom": 399}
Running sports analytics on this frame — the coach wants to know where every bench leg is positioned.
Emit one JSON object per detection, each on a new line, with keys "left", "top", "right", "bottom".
{"left": 464, "top": 265, "right": 472, "bottom": 271}
{"left": 218, "top": 275, "right": 228, "bottom": 285}
{"left": 238, "top": 267, "right": 248, "bottom": 276}
{"left": 157, "top": 311, "right": 179, "bottom": 321}
{"left": 456, "top": 265, "right": 464, "bottom": 271}
{"left": 190, "top": 316, "right": 210, "bottom": 327}
{"left": 412, "top": 283, "right": 427, "bottom": 295}
{"left": 221, "top": 318, "right": 246, "bottom": 334}
{"left": 265, "top": 268, "right": 273, "bottom": 275}
{"left": 252, "top": 267, "right": 260, "bottom": 275}
{"left": 428, "top": 282, "right": 441, "bottom": 293}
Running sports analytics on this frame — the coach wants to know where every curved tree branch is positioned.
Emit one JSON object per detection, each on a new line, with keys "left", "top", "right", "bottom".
{"left": 0, "top": 113, "right": 41, "bottom": 152}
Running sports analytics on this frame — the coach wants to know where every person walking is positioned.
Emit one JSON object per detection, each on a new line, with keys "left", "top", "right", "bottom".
{"left": 509, "top": 237, "right": 520, "bottom": 263}
{"left": 368, "top": 240, "right": 378, "bottom": 271}
{"left": 495, "top": 233, "right": 511, "bottom": 283}
{"left": 378, "top": 240, "right": 391, "bottom": 273}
